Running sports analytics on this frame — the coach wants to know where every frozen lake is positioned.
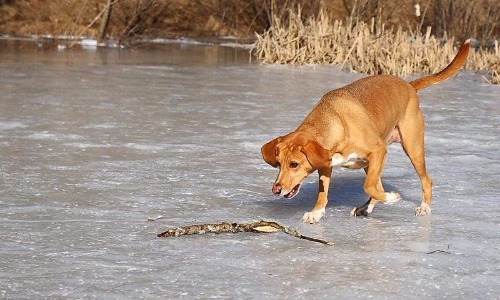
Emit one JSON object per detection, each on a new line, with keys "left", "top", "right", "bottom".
{"left": 1, "top": 38, "right": 499, "bottom": 298}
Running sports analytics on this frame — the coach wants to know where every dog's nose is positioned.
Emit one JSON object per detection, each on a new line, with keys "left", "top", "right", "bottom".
{"left": 272, "top": 183, "right": 282, "bottom": 195}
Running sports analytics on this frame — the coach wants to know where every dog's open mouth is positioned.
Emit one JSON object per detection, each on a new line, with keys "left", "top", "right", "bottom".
{"left": 284, "top": 183, "right": 301, "bottom": 199}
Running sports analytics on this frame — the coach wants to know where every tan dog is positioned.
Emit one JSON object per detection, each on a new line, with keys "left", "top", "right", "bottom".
{"left": 261, "top": 40, "right": 470, "bottom": 223}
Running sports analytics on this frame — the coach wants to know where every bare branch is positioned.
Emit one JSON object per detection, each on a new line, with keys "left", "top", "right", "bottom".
{"left": 157, "top": 220, "right": 334, "bottom": 246}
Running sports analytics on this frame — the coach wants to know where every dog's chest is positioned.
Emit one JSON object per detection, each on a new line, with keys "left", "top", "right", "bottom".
{"left": 331, "top": 152, "right": 368, "bottom": 169}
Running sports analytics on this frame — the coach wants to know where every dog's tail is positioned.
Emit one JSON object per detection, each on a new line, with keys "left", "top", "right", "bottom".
{"left": 410, "top": 39, "right": 471, "bottom": 91}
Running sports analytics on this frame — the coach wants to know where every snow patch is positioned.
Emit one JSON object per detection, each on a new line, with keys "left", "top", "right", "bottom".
{"left": 0, "top": 121, "right": 26, "bottom": 130}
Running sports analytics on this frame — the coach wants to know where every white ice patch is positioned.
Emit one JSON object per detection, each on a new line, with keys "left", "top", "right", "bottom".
{"left": 64, "top": 142, "right": 112, "bottom": 149}
{"left": 0, "top": 121, "right": 26, "bottom": 130}
{"left": 124, "top": 143, "right": 167, "bottom": 152}
{"left": 150, "top": 37, "right": 204, "bottom": 45}
{"left": 83, "top": 124, "right": 117, "bottom": 129}
{"left": 239, "top": 141, "right": 262, "bottom": 151}
{"left": 28, "top": 132, "right": 84, "bottom": 141}
{"left": 80, "top": 39, "right": 97, "bottom": 49}
{"left": 135, "top": 66, "right": 174, "bottom": 71}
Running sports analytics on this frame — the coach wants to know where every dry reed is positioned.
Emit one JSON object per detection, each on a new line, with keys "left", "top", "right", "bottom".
{"left": 252, "top": 7, "right": 500, "bottom": 83}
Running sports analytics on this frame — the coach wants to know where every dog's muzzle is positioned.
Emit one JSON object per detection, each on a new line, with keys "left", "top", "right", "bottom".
{"left": 273, "top": 183, "right": 301, "bottom": 199}
{"left": 284, "top": 183, "right": 301, "bottom": 198}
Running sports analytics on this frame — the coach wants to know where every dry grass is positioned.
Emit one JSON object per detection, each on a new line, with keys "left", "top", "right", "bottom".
{"left": 474, "top": 40, "right": 500, "bottom": 84}
{"left": 252, "top": 7, "right": 500, "bottom": 83}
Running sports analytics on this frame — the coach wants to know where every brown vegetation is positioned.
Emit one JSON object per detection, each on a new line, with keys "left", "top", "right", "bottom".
{"left": 0, "top": 0, "right": 315, "bottom": 41}
{"left": 0, "top": 0, "right": 498, "bottom": 42}
{"left": 252, "top": 7, "right": 500, "bottom": 83}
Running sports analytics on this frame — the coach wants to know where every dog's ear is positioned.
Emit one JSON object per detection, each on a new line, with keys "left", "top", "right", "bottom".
{"left": 261, "top": 138, "right": 280, "bottom": 168}
{"left": 300, "top": 141, "right": 331, "bottom": 170}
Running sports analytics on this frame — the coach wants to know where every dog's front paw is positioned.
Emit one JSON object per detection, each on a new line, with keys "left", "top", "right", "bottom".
{"left": 415, "top": 202, "right": 431, "bottom": 216}
{"left": 302, "top": 208, "right": 325, "bottom": 224}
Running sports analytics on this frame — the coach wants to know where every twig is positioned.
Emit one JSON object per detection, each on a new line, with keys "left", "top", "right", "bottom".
{"left": 157, "top": 220, "right": 334, "bottom": 246}
{"left": 427, "top": 244, "right": 451, "bottom": 254}
{"left": 340, "top": 35, "right": 360, "bottom": 71}
{"left": 69, "top": 0, "right": 89, "bottom": 40}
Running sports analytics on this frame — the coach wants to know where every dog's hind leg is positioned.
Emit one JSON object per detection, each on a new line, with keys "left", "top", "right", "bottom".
{"left": 398, "top": 109, "right": 433, "bottom": 216}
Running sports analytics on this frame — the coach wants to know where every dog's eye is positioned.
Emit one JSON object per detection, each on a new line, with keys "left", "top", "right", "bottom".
{"left": 290, "top": 161, "right": 299, "bottom": 168}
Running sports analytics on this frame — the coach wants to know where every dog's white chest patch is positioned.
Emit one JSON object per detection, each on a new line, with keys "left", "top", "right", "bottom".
{"left": 331, "top": 152, "right": 368, "bottom": 169}
{"left": 331, "top": 153, "right": 347, "bottom": 167}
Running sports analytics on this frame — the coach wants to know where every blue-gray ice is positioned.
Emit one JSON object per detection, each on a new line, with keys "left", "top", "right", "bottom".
{"left": 1, "top": 38, "right": 499, "bottom": 299}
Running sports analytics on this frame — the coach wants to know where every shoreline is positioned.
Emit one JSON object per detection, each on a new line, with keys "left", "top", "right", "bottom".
{"left": 0, "top": 33, "right": 255, "bottom": 49}
{"left": 1, "top": 34, "right": 496, "bottom": 84}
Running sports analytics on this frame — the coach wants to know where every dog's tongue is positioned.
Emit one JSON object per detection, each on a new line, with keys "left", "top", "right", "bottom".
{"left": 284, "top": 184, "right": 301, "bottom": 199}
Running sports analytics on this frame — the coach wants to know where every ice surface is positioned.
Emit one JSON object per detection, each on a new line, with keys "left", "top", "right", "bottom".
{"left": 0, "top": 39, "right": 499, "bottom": 298}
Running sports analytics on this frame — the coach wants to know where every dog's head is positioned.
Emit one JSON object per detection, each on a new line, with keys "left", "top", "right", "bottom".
{"left": 261, "top": 135, "right": 331, "bottom": 198}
